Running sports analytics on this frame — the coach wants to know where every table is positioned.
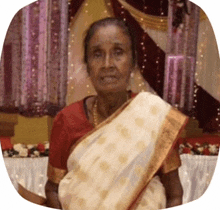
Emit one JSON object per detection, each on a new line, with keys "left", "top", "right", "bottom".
{"left": 3, "top": 155, "right": 218, "bottom": 204}
{"left": 4, "top": 157, "right": 48, "bottom": 198}
{"left": 179, "top": 154, "right": 218, "bottom": 203}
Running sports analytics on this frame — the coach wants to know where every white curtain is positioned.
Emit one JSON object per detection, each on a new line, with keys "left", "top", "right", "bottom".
{"left": 179, "top": 154, "right": 218, "bottom": 204}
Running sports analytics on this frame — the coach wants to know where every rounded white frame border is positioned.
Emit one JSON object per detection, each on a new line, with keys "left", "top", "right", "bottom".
{"left": 0, "top": 0, "right": 219, "bottom": 209}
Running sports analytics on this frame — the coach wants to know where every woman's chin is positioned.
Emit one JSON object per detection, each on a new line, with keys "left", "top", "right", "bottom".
{"left": 96, "top": 85, "right": 127, "bottom": 94}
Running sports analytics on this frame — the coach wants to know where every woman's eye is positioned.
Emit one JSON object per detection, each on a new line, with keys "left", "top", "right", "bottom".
{"left": 114, "top": 48, "right": 123, "bottom": 56}
{"left": 93, "top": 50, "right": 102, "bottom": 58}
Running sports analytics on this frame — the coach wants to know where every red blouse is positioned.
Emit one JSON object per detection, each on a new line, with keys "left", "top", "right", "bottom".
{"left": 49, "top": 98, "right": 94, "bottom": 170}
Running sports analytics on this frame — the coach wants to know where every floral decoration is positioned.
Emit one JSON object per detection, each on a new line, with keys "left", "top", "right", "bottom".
{"left": 2, "top": 142, "right": 49, "bottom": 158}
{"left": 179, "top": 142, "right": 219, "bottom": 155}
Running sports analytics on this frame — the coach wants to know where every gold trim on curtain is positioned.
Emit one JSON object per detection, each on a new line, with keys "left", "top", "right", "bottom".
{"left": 118, "top": 0, "right": 207, "bottom": 32}
{"left": 118, "top": 0, "right": 168, "bottom": 31}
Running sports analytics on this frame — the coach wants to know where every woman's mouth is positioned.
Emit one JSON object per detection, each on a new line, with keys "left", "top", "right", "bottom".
{"left": 101, "top": 76, "right": 118, "bottom": 83}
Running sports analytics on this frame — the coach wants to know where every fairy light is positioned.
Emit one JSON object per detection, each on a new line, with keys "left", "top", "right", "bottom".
{"left": 192, "top": 82, "right": 198, "bottom": 119}
{"left": 85, "top": 2, "right": 88, "bottom": 13}
{"left": 67, "top": 0, "right": 76, "bottom": 101}
{"left": 217, "top": 107, "right": 220, "bottom": 131}
{"left": 193, "top": 21, "right": 210, "bottom": 120}
{"left": 119, "top": 4, "right": 127, "bottom": 22}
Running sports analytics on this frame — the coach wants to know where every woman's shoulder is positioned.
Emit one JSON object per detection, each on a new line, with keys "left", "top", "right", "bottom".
{"left": 55, "top": 96, "right": 92, "bottom": 126}
{"left": 53, "top": 99, "right": 85, "bottom": 124}
{"left": 61, "top": 99, "right": 84, "bottom": 115}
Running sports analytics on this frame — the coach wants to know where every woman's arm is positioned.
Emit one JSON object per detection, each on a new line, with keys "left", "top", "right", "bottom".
{"left": 45, "top": 180, "right": 62, "bottom": 209}
{"left": 160, "top": 169, "right": 183, "bottom": 208}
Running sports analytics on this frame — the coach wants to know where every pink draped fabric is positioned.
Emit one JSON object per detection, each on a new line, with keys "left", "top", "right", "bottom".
{"left": 164, "top": 1, "right": 200, "bottom": 115}
{"left": 0, "top": 0, "right": 69, "bottom": 117}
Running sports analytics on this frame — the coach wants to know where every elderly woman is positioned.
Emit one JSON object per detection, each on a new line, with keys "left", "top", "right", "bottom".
{"left": 45, "top": 17, "right": 187, "bottom": 209}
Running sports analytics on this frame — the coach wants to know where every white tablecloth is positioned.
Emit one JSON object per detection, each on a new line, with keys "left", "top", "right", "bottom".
{"left": 3, "top": 154, "right": 218, "bottom": 203}
{"left": 179, "top": 154, "right": 218, "bottom": 204}
{"left": 4, "top": 157, "right": 48, "bottom": 197}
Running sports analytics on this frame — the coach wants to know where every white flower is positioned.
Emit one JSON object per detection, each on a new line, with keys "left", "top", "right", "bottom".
{"left": 33, "top": 150, "right": 40, "bottom": 157}
{"left": 209, "top": 145, "right": 218, "bottom": 154}
{"left": 13, "top": 144, "right": 25, "bottom": 151}
{"left": 197, "top": 147, "right": 204, "bottom": 153}
{"left": 27, "top": 144, "right": 35, "bottom": 149}
{"left": 44, "top": 142, "right": 50, "bottom": 150}
{"left": 186, "top": 143, "right": 193, "bottom": 149}
{"left": 19, "top": 148, "right": 28, "bottom": 157}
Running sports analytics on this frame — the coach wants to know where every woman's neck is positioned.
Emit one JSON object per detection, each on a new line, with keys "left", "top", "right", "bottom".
{"left": 96, "top": 91, "right": 128, "bottom": 119}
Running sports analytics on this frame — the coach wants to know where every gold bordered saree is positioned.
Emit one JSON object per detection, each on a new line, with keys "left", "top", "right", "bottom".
{"left": 58, "top": 92, "right": 188, "bottom": 210}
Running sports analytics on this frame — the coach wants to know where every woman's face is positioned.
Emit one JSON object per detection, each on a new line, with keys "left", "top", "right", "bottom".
{"left": 87, "top": 25, "right": 133, "bottom": 94}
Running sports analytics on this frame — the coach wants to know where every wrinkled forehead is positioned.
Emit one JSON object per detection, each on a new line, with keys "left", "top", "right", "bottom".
{"left": 88, "top": 25, "right": 132, "bottom": 47}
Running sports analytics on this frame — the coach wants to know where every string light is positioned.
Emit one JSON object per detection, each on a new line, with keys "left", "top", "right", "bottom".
{"left": 85, "top": 2, "right": 88, "bottom": 13}
{"left": 193, "top": 21, "right": 210, "bottom": 121}
{"left": 217, "top": 108, "right": 220, "bottom": 131}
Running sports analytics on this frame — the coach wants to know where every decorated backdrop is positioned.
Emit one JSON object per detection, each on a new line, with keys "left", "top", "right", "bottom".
{"left": 0, "top": 0, "right": 219, "bottom": 132}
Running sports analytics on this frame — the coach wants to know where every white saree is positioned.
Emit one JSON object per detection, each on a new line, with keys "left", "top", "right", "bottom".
{"left": 58, "top": 92, "right": 187, "bottom": 210}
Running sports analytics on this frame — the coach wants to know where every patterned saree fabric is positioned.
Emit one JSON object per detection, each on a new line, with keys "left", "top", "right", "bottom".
{"left": 58, "top": 92, "right": 187, "bottom": 210}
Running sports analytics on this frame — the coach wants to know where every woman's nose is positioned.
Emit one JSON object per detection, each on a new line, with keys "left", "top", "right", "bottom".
{"left": 104, "top": 53, "right": 113, "bottom": 68}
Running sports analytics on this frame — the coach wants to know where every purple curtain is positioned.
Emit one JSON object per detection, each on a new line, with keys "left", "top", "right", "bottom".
{"left": 0, "top": 0, "right": 70, "bottom": 117}
{"left": 0, "top": 9, "right": 22, "bottom": 113}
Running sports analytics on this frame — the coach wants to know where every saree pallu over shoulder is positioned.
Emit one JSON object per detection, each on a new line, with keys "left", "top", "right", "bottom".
{"left": 58, "top": 92, "right": 188, "bottom": 210}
